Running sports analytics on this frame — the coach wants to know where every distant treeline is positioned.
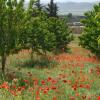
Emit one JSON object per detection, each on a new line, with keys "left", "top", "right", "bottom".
{"left": 59, "top": 15, "right": 86, "bottom": 23}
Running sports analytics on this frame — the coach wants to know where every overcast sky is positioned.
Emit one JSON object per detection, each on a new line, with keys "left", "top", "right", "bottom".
{"left": 25, "top": 0, "right": 100, "bottom": 3}
{"left": 40, "top": 0, "right": 99, "bottom": 3}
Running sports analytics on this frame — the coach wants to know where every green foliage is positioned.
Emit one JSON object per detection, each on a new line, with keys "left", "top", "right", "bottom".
{"left": 79, "top": 3, "right": 100, "bottom": 57}
{"left": 0, "top": 0, "right": 35, "bottom": 73}
{"left": 0, "top": 0, "right": 73, "bottom": 73}
{"left": 0, "top": 0, "right": 25, "bottom": 73}
{"left": 98, "top": 36, "right": 100, "bottom": 45}
{"left": 21, "top": 10, "right": 56, "bottom": 55}
{"left": 47, "top": 17, "right": 73, "bottom": 53}
{"left": 36, "top": 16, "right": 56, "bottom": 54}
{"left": 26, "top": 16, "right": 73, "bottom": 55}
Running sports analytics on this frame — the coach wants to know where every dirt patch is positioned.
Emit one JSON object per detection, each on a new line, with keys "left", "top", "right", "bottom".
{"left": 68, "top": 42, "right": 100, "bottom": 64}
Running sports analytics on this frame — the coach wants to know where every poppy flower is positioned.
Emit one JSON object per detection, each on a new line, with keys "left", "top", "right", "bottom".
{"left": 47, "top": 77, "right": 52, "bottom": 82}
{"left": 41, "top": 80, "right": 46, "bottom": 85}
{"left": 23, "top": 79, "right": 28, "bottom": 83}
{"left": 98, "top": 96, "right": 100, "bottom": 100}
{"left": 53, "top": 96, "right": 57, "bottom": 100}
{"left": 51, "top": 86, "right": 57, "bottom": 90}
{"left": 9, "top": 90, "right": 17, "bottom": 96}
{"left": 36, "top": 96, "right": 40, "bottom": 100}
{"left": 63, "top": 80, "right": 67, "bottom": 83}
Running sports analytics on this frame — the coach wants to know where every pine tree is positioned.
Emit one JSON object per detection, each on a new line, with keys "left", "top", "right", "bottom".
{"left": 35, "top": 0, "right": 42, "bottom": 10}
{"left": 46, "top": 0, "right": 58, "bottom": 17}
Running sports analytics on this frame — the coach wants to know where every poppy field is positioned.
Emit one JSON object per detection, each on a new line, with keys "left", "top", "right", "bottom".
{"left": 0, "top": 0, "right": 100, "bottom": 100}
{"left": 0, "top": 43, "right": 100, "bottom": 100}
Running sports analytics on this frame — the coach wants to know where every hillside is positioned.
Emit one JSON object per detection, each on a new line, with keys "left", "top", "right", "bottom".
{"left": 41, "top": 2, "right": 98, "bottom": 15}
{"left": 24, "top": 2, "right": 98, "bottom": 15}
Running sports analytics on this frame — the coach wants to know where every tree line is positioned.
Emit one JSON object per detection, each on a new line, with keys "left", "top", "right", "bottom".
{"left": 0, "top": 0, "right": 100, "bottom": 74}
{"left": 0, "top": 0, "right": 73, "bottom": 74}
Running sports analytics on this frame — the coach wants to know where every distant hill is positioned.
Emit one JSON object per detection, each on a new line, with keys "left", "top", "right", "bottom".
{"left": 42, "top": 2, "right": 98, "bottom": 15}
{"left": 56, "top": 2, "right": 97, "bottom": 15}
{"left": 24, "top": 2, "right": 99, "bottom": 15}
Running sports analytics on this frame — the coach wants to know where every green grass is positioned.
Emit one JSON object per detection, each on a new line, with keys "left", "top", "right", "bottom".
{"left": 0, "top": 39, "right": 100, "bottom": 100}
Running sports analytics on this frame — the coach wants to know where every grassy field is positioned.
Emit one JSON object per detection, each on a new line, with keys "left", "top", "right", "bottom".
{"left": 0, "top": 36, "right": 100, "bottom": 100}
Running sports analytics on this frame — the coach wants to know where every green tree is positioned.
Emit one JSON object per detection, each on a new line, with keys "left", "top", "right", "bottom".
{"left": 79, "top": 3, "right": 100, "bottom": 57}
{"left": 18, "top": 0, "right": 35, "bottom": 49}
{"left": 47, "top": 17, "right": 73, "bottom": 53}
{"left": 24, "top": 12, "right": 56, "bottom": 57}
{"left": 28, "top": 16, "right": 73, "bottom": 56}
{"left": 37, "top": 17, "right": 56, "bottom": 55}
{"left": 0, "top": 0, "right": 34, "bottom": 74}
{"left": 67, "top": 13, "right": 73, "bottom": 18}
{"left": 98, "top": 36, "right": 100, "bottom": 46}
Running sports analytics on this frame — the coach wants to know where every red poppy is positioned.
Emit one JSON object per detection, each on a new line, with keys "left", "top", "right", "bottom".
{"left": 63, "top": 80, "right": 67, "bottom": 83}
{"left": 51, "top": 86, "right": 57, "bottom": 90}
{"left": 41, "top": 80, "right": 46, "bottom": 85}
{"left": 69, "top": 96, "right": 75, "bottom": 100}
{"left": 34, "top": 79, "right": 38, "bottom": 85}
{"left": 1, "top": 82, "right": 9, "bottom": 89}
{"left": 98, "top": 96, "right": 100, "bottom": 100}
{"left": 9, "top": 90, "right": 17, "bottom": 96}
{"left": 36, "top": 96, "right": 40, "bottom": 100}
{"left": 47, "top": 77, "right": 52, "bottom": 82}
{"left": 23, "top": 79, "right": 28, "bottom": 83}
{"left": 53, "top": 96, "right": 57, "bottom": 100}
{"left": 43, "top": 89, "right": 48, "bottom": 94}
{"left": 51, "top": 79, "right": 57, "bottom": 84}
{"left": 11, "top": 85, "right": 16, "bottom": 89}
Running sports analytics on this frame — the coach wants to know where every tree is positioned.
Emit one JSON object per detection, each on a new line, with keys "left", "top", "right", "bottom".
{"left": 67, "top": 13, "right": 73, "bottom": 18}
{"left": 0, "top": 0, "right": 34, "bottom": 74}
{"left": 35, "top": 0, "right": 43, "bottom": 10}
{"left": 98, "top": 36, "right": 100, "bottom": 46}
{"left": 79, "top": 3, "right": 100, "bottom": 57}
{"left": 46, "top": 0, "right": 58, "bottom": 17}
{"left": 37, "top": 17, "right": 56, "bottom": 55}
{"left": 47, "top": 17, "right": 73, "bottom": 53}
{"left": 24, "top": 12, "right": 56, "bottom": 57}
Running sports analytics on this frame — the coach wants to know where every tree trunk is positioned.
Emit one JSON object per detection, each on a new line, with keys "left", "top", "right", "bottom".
{"left": 30, "top": 48, "right": 34, "bottom": 60}
{"left": 1, "top": 53, "right": 6, "bottom": 74}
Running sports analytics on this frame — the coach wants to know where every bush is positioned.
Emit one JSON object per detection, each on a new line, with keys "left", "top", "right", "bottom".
{"left": 79, "top": 3, "right": 100, "bottom": 57}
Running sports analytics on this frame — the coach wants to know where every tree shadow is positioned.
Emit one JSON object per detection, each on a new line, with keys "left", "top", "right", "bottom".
{"left": 16, "top": 57, "right": 57, "bottom": 69}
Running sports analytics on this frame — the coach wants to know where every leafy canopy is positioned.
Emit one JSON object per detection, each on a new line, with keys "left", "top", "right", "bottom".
{"left": 79, "top": 3, "right": 100, "bottom": 56}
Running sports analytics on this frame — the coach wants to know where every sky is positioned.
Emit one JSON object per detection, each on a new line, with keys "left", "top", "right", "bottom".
{"left": 25, "top": 0, "right": 100, "bottom": 3}
{"left": 39, "top": 0, "right": 99, "bottom": 3}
